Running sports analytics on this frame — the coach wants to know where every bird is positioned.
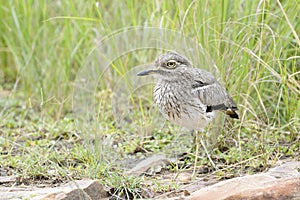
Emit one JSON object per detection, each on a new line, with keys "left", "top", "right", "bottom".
{"left": 137, "top": 51, "right": 239, "bottom": 173}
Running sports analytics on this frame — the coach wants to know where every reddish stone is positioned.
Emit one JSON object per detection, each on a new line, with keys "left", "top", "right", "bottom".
{"left": 226, "top": 178, "right": 300, "bottom": 200}
{"left": 187, "top": 176, "right": 300, "bottom": 200}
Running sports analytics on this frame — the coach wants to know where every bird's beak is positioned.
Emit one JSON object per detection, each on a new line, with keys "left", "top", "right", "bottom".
{"left": 137, "top": 67, "right": 160, "bottom": 76}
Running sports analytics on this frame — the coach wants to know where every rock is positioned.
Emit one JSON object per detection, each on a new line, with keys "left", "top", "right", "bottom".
{"left": 187, "top": 175, "right": 300, "bottom": 200}
{"left": 267, "top": 161, "right": 300, "bottom": 179}
{"left": 126, "top": 154, "right": 170, "bottom": 175}
{"left": 42, "top": 179, "right": 108, "bottom": 200}
{"left": 0, "top": 179, "right": 108, "bottom": 200}
{"left": 187, "top": 161, "right": 300, "bottom": 200}
{"left": 0, "top": 176, "right": 16, "bottom": 184}
{"left": 226, "top": 178, "right": 300, "bottom": 200}
{"left": 182, "top": 179, "right": 217, "bottom": 194}
{"left": 176, "top": 173, "right": 191, "bottom": 184}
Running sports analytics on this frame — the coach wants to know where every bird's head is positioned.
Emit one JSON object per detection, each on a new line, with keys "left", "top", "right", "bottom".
{"left": 137, "top": 52, "right": 192, "bottom": 80}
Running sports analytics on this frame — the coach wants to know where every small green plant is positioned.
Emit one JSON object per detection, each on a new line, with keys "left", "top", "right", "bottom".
{"left": 106, "top": 173, "right": 144, "bottom": 199}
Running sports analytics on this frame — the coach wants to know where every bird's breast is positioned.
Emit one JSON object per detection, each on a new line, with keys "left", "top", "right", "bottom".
{"left": 153, "top": 81, "right": 216, "bottom": 130}
{"left": 154, "top": 83, "right": 181, "bottom": 120}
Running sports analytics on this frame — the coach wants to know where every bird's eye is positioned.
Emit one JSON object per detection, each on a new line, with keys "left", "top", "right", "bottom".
{"left": 166, "top": 60, "right": 177, "bottom": 68}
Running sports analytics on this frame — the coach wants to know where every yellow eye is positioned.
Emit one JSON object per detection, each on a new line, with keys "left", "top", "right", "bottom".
{"left": 166, "top": 60, "right": 177, "bottom": 68}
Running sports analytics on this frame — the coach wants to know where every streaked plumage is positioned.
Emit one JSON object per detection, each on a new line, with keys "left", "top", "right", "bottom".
{"left": 137, "top": 52, "right": 238, "bottom": 131}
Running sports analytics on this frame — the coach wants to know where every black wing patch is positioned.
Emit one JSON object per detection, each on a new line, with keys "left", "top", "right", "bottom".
{"left": 191, "top": 80, "right": 209, "bottom": 89}
{"left": 206, "top": 104, "right": 239, "bottom": 119}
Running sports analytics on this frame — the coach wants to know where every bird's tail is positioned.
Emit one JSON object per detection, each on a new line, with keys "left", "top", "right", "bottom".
{"left": 225, "top": 109, "right": 239, "bottom": 119}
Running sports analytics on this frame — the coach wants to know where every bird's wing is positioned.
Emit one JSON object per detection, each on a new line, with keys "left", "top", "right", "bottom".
{"left": 191, "top": 69, "right": 239, "bottom": 119}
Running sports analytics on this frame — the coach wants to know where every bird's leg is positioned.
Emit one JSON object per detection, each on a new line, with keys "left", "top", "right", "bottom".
{"left": 192, "top": 130, "right": 200, "bottom": 177}
{"left": 199, "top": 132, "right": 217, "bottom": 171}
{"left": 192, "top": 130, "right": 217, "bottom": 177}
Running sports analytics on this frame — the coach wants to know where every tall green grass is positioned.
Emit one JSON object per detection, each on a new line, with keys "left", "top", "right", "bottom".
{"left": 1, "top": 0, "right": 298, "bottom": 132}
